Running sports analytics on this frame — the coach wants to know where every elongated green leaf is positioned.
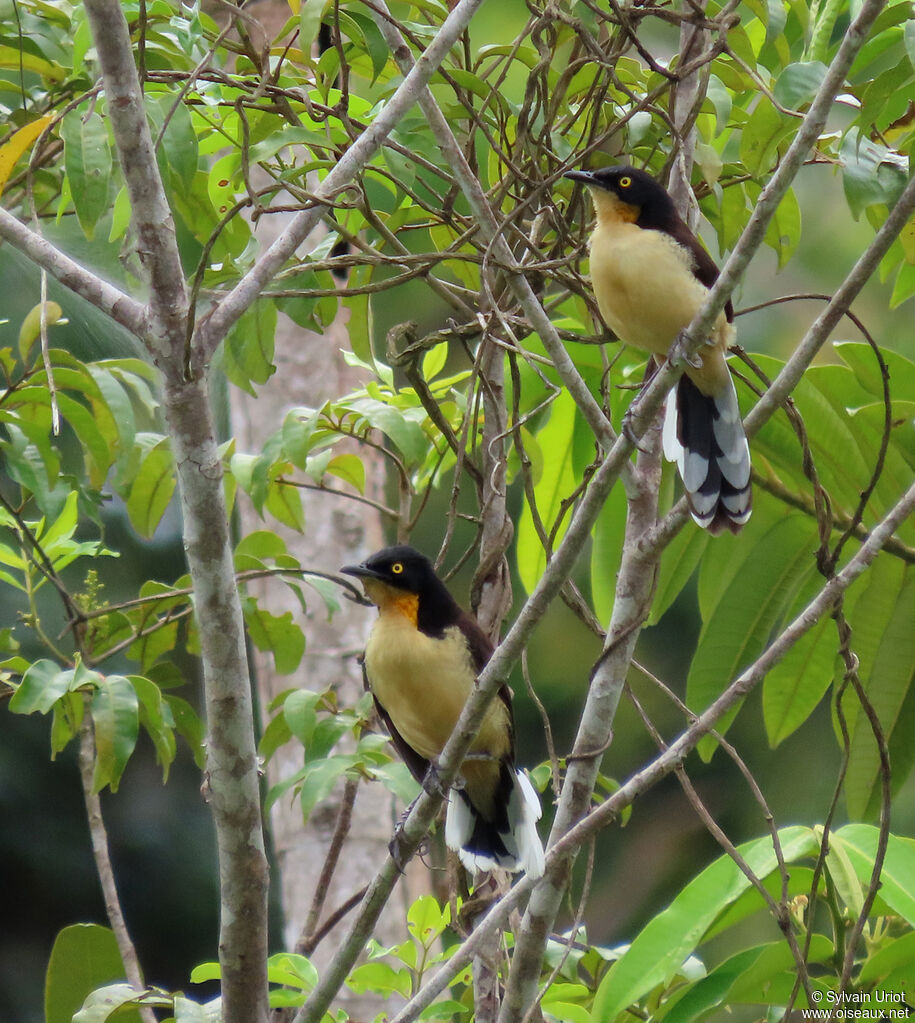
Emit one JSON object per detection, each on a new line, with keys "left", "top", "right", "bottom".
{"left": 832, "top": 824, "right": 915, "bottom": 925}
{"left": 590, "top": 478, "right": 628, "bottom": 624}
{"left": 265, "top": 476, "right": 306, "bottom": 532}
{"left": 740, "top": 101, "right": 790, "bottom": 176}
{"left": 126, "top": 434, "right": 175, "bottom": 538}
{"left": 517, "top": 389, "right": 578, "bottom": 594}
{"left": 590, "top": 827, "right": 818, "bottom": 1021}
{"left": 0, "top": 43, "right": 67, "bottom": 81}
{"left": 763, "top": 612, "right": 835, "bottom": 746}
{"left": 648, "top": 519, "right": 709, "bottom": 626}
{"left": 132, "top": 675, "right": 177, "bottom": 781}
{"left": 91, "top": 674, "right": 139, "bottom": 793}
{"left": 223, "top": 300, "right": 277, "bottom": 395}
{"left": 690, "top": 514, "right": 818, "bottom": 755}
{"left": 835, "top": 341, "right": 915, "bottom": 402}
{"left": 844, "top": 570, "right": 915, "bottom": 819}
{"left": 858, "top": 930, "right": 915, "bottom": 985}
{"left": 61, "top": 111, "right": 112, "bottom": 240}
{"left": 17, "top": 299, "right": 63, "bottom": 364}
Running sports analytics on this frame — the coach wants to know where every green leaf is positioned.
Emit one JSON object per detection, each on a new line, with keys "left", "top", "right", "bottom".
{"left": 45, "top": 925, "right": 137, "bottom": 1023}
{"left": 284, "top": 688, "right": 322, "bottom": 746}
{"left": 72, "top": 983, "right": 168, "bottom": 1022}
{"left": 739, "top": 102, "right": 791, "bottom": 176}
{"left": 299, "top": 0, "right": 328, "bottom": 51}
{"left": 346, "top": 396, "right": 428, "bottom": 464}
{"left": 590, "top": 827, "right": 818, "bottom": 1021}
{"left": 517, "top": 390, "right": 578, "bottom": 594}
{"left": 834, "top": 341, "right": 915, "bottom": 402}
{"left": 325, "top": 453, "right": 366, "bottom": 493}
{"left": 132, "top": 675, "right": 177, "bottom": 781}
{"left": 407, "top": 894, "right": 450, "bottom": 948}
{"left": 9, "top": 658, "right": 68, "bottom": 714}
{"left": 589, "top": 479, "right": 628, "bottom": 623}
{"left": 763, "top": 612, "right": 835, "bottom": 746}
{"left": 832, "top": 824, "right": 915, "bottom": 926}
{"left": 222, "top": 300, "right": 277, "bottom": 395}
{"left": 91, "top": 674, "right": 139, "bottom": 793}
{"left": 859, "top": 930, "right": 915, "bottom": 985}
{"left": 242, "top": 598, "right": 306, "bottom": 675}
{"left": 840, "top": 130, "right": 908, "bottom": 220}
{"left": 18, "top": 300, "right": 64, "bottom": 364}
{"left": 164, "top": 694, "right": 207, "bottom": 768}
{"left": 764, "top": 186, "right": 801, "bottom": 268}
{"left": 173, "top": 995, "right": 222, "bottom": 1023}
{"left": 0, "top": 43, "right": 67, "bottom": 81}
{"left": 772, "top": 61, "right": 828, "bottom": 108}
{"left": 126, "top": 434, "right": 175, "bottom": 538}
{"left": 267, "top": 952, "right": 319, "bottom": 990}
{"left": 148, "top": 93, "right": 198, "bottom": 189}
{"left": 299, "top": 754, "right": 352, "bottom": 822}
{"left": 61, "top": 111, "right": 112, "bottom": 241}
{"left": 648, "top": 520, "right": 709, "bottom": 626}
{"left": 265, "top": 476, "right": 306, "bottom": 531}
{"left": 690, "top": 513, "right": 818, "bottom": 755}
{"left": 844, "top": 570, "right": 915, "bottom": 819}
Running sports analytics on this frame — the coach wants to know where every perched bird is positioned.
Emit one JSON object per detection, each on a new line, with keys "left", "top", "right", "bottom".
{"left": 342, "top": 545, "right": 544, "bottom": 877}
{"left": 564, "top": 164, "right": 751, "bottom": 533}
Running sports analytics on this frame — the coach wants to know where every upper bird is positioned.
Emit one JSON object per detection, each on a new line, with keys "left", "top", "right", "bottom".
{"left": 564, "top": 164, "right": 751, "bottom": 534}
{"left": 342, "top": 545, "right": 544, "bottom": 877}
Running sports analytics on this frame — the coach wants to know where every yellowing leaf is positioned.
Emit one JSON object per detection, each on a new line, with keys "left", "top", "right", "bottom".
{"left": 0, "top": 114, "right": 54, "bottom": 196}
{"left": 18, "top": 300, "right": 64, "bottom": 364}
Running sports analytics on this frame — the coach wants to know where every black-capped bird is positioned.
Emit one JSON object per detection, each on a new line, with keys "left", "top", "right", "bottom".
{"left": 564, "top": 164, "right": 751, "bottom": 534}
{"left": 342, "top": 545, "right": 544, "bottom": 877}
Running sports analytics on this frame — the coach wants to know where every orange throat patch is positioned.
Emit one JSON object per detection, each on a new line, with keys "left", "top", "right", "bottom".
{"left": 590, "top": 188, "right": 640, "bottom": 226}
{"left": 362, "top": 578, "right": 420, "bottom": 626}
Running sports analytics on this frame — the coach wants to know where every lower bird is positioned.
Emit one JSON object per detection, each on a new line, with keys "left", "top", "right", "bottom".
{"left": 564, "top": 163, "right": 752, "bottom": 534}
{"left": 342, "top": 545, "right": 544, "bottom": 877}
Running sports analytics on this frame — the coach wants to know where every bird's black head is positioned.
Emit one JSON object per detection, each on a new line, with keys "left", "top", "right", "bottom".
{"left": 564, "top": 164, "right": 675, "bottom": 228}
{"left": 342, "top": 545, "right": 462, "bottom": 634}
{"left": 342, "top": 544, "right": 437, "bottom": 594}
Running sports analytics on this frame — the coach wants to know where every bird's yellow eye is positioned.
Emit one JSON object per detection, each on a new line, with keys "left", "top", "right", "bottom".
{"left": 619, "top": 176, "right": 632, "bottom": 188}
{"left": 391, "top": 562, "right": 404, "bottom": 574}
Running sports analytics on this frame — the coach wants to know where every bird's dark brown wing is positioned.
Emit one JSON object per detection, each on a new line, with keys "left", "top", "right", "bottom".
{"left": 454, "top": 611, "right": 517, "bottom": 762}
{"left": 667, "top": 216, "right": 734, "bottom": 323}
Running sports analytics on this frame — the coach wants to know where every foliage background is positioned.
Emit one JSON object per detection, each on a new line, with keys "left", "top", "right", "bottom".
{"left": 1, "top": 0, "right": 914, "bottom": 1019}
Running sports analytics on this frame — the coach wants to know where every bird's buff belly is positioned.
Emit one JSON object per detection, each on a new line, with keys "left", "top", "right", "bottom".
{"left": 366, "top": 621, "right": 481, "bottom": 762}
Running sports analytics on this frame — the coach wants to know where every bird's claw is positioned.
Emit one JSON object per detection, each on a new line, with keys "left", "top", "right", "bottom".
{"left": 423, "top": 760, "right": 451, "bottom": 799}
{"left": 621, "top": 408, "right": 649, "bottom": 453}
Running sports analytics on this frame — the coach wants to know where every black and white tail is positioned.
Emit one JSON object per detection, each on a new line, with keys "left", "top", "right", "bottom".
{"left": 663, "top": 374, "right": 752, "bottom": 534}
{"left": 445, "top": 768, "right": 545, "bottom": 878}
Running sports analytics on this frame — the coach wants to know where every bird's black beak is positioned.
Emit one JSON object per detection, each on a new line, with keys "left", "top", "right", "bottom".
{"left": 341, "top": 562, "right": 384, "bottom": 581}
{"left": 564, "top": 169, "right": 596, "bottom": 186}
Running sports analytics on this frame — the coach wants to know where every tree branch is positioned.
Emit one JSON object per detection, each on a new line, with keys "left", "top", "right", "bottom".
{"left": 0, "top": 207, "right": 147, "bottom": 337}
{"left": 81, "top": 1, "right": 270, "bottom": 1018}
{"left": 195, "top": 0, "right": 491, "bottom": 356}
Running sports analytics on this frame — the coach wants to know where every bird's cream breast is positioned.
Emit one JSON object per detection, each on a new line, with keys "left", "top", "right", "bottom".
{"left": 588, "top": 224, "right": 709, "bottom": 351}
{"left": 366, "top": 617, "right": 489, "bottom": 762}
